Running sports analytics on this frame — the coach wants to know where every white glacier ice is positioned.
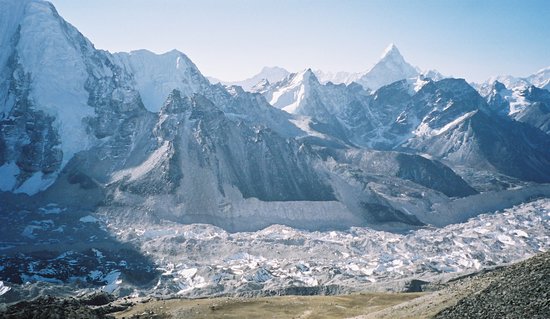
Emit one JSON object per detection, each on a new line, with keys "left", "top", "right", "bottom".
{"left": 102, "top": 198, "right": 550, "bottom": 297}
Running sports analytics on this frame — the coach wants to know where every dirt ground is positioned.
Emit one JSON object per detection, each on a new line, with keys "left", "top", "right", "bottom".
{"left": 112, "top": 293, "right": 425, "bottom": 319}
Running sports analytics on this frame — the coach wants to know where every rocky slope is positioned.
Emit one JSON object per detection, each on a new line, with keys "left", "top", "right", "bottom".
{"left": 433, "top": 251, "right": 550, "bottom": 319}
{"left": 0, "top": 292, "right": 129, "bottom": 319}
{"left": 352, "top": 250, "right": 550, "bottom": 319}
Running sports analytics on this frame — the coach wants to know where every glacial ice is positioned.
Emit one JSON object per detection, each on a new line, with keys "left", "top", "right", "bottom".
{"left": 103, "top": 198, "right": 550, "bottom": 296}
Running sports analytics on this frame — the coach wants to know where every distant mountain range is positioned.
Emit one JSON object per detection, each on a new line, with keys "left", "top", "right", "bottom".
{"left": 214, "top": 44, "right": 548, "bottom": 99}
{"left": 207, "top": 66, "right": 290, "bottom": 91}
{"left": 209, "top": 44, "right": 435, "bottom": 91}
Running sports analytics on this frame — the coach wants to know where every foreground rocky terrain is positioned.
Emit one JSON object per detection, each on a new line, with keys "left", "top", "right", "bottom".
{"left": 355, "top": 251, "right": 550, "bottom": 319}
{"left": 433, "top": 250, "right": 550, "bottom": 319}
{"left": 0, "top": 290, "right": 125, "bottom": 318}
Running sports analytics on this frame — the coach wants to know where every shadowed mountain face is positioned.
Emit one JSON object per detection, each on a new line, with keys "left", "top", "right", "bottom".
{"left": 114, "top": 91, "right": 336, "bottom": 202}
{"left": 0, "top": 196, "right": 159, "bottom": 302}
{"left": 399, "top": 79, "right": 550, "bottom": 183}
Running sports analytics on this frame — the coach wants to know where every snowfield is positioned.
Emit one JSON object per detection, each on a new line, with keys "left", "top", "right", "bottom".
{"left": 100, "top": 198, "right": 550, "bottom": 297}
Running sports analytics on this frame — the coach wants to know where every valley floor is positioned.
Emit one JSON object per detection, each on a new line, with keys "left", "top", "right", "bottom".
{"left": 111, "top": 293, "right": 425, "bottom": 319}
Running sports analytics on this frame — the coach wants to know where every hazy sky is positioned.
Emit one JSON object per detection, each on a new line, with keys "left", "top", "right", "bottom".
{"left": 49, "top": 0, "right": 550, "bottom": 82}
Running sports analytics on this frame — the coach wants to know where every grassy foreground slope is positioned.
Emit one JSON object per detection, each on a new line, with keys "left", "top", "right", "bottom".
{"left": 112, "top": 293, "right": 424, "bottom": 319}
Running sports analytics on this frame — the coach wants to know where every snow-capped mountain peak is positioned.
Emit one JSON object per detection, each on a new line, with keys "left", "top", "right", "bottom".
{"left": 313, "top": 69, "right": 362, "bottom": 85}
{"left": 113, "top": 49, "right": 210, "bottom": 112}
{"left": 376, "top": 43, "right": 414, "bottom": 70}
{"left": 380, "top": 42, "right": 400, "bottom": 59}
{"left": 313, "top": 44, "right": 443, "bottom": 87}
{"left": 259, "top": 66, "right": 290, "bottom": 78}
{"left": 213, "top": 66, "right": 291, "bottom": 91}
{"left": 293, "top": 68, "right": 317, "bottom": 83}
{"left": 486, "top": 75, "right": 531, "bottom": 91}
{"left": 527, "top": 66, "right": 550, "bottom": 91}
{"left": 265, "top": 69, "right": 319, "bottom": 113}
{"left": 356, "top": 44, "right": 420, "bottom": 91}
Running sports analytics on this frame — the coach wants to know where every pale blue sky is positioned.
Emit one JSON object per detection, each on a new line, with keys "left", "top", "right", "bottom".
{"left": 49, "top": 0, "right": 550, "bottom": 82}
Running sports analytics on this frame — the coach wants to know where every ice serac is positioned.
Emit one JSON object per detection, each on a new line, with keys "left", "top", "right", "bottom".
{"left": 356, "top": 44, "right": 419, "bottom": 91}
{"left": 113, "top": 49, "right": 211, "bottom": 112}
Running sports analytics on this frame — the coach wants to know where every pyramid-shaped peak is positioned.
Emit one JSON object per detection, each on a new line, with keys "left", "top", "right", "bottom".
{"left": 296, "top": 68, "right": 320, "bottom": 84}
{"left": 286, "top": 68, "right": 315, "bottom": 82}
{"left": 357, "top": 44, "right": 419, "bottom": 91}
{"left": 381, "top": 43, "right": 403, "bottom": 59}
{"left": 304, "top": 68, "right": 320, "bottom": 78}
{"left": 492, "top": 80, "right": 507, "bottom": 92}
